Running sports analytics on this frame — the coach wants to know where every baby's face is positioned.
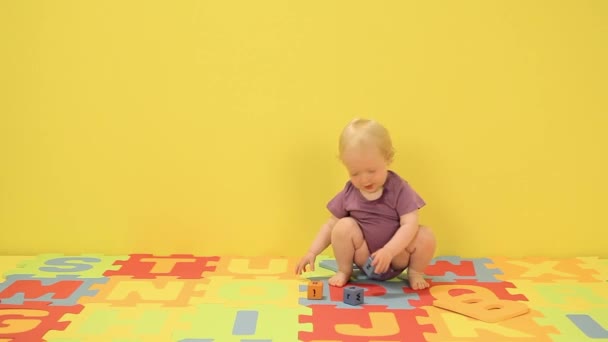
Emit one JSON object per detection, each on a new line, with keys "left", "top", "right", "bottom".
{"left": 341, "top": 145, "right": 389, "bottom": 195}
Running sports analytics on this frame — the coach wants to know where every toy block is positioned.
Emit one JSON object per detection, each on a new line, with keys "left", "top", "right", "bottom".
{"left": 343, "top": 286, "right": 364, "bottom": 306}
{"left": 362, "top": 257, "right": 382, "bottom": 279}
{"left": 307, "top": 281, "right": 323, "bottom": 299}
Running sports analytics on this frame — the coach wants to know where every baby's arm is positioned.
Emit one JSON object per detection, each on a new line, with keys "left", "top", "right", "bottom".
{"left": 295, "top": 216, "right": 338, "bottom": 274}
{"left": 384, "top": 210, "right": 420, "bottom": 255}
{"left": 307, "top": 216, "right": 339, "bottom": 256}
{"left": 372, "top": 210, "right": 420, "bottom": 272}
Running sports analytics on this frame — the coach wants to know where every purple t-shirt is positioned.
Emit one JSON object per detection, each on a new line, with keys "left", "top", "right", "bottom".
{"left": 326, "top": 170, "right": 426, "bottom": 253}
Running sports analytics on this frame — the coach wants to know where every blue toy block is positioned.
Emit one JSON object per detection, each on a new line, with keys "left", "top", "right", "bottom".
{"left": 362, "top": 257, "right": 383, "bottom": 279}
{"left": 343, "top": 286, "right": 364, "bottom": 306}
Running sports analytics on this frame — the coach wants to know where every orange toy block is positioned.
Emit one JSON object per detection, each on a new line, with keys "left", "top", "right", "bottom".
{"left": 432, "top": 284, "right": 530, "bottom": 323}
{"left": 307, "top": 281, "right": 323, "bottom": 299}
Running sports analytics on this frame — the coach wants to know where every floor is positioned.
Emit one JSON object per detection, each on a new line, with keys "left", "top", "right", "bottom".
{"left": 0, "top": 254, "right": 606, "bottom": 341}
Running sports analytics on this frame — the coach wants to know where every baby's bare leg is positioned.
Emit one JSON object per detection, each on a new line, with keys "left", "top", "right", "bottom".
{"left": 329, "top": 218, "right": 370, "bottom": 287}
{"left": 392, "top": 226, "right": 436, "bottom": 290}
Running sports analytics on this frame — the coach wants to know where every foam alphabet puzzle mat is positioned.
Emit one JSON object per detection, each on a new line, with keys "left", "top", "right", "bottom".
{"left": 0, "top": 254, "right": 606, "bottom": 341}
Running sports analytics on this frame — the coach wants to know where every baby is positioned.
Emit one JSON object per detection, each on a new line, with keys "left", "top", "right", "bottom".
{"left": 295, "top": 118, "right": 436, "bottom": 290}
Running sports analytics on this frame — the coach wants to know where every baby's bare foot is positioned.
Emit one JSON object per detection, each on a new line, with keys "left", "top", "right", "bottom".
{"left": 407, "top": 270, "right": 430, "bottom": 290}
{"left": 328, "top": 271, "right": 350, "bottom": 287}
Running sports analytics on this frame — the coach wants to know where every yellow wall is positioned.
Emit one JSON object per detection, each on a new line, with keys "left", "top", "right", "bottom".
{"left": 1, "top": 1, "right": 607, "bottom": 258}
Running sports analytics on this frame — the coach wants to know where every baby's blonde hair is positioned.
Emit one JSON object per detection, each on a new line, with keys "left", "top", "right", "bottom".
{"left": 339, "top": 118, "right": 395, "bottom": 164}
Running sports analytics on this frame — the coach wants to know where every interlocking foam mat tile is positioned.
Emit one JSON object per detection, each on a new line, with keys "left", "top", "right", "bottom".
{"left": 0, "top": 254, "right": 606, "bottom": 341}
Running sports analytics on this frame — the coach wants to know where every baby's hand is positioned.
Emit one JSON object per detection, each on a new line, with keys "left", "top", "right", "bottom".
{"left": 371, "top": 248, "right": 393, "bottom": 274}
{"left": 295, "top": 252, "right": 316, "bottom": 275}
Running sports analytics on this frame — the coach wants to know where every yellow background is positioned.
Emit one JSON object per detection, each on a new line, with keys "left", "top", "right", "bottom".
{"left": 1, "top": 1, "right": 607, "bottom": 258}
